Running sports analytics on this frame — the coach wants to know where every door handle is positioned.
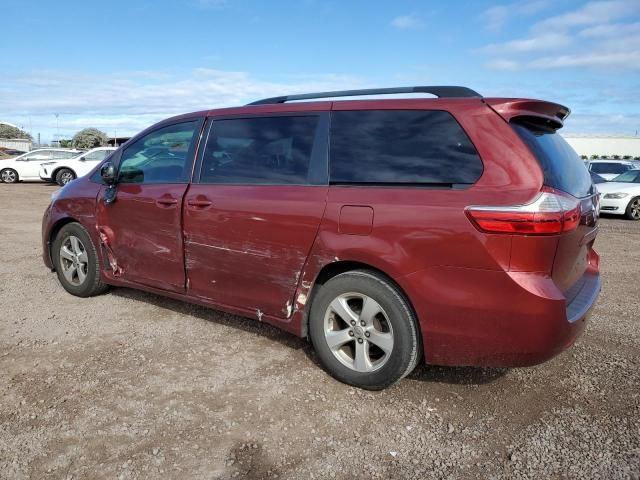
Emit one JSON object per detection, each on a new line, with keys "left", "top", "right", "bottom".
{"left": 156, "top": 197, "right": 178, "bottom": 207}
{"left": 187, "top": 199, "right": 212, "bottom": 208}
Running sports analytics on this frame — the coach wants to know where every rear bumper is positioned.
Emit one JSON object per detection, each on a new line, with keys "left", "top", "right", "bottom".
{"left": 402, "top": 250, "right": 601, "bottom": 368}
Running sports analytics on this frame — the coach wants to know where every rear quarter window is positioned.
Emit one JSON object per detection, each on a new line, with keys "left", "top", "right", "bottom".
{"left": 329, "top": 110, "right": 483, "bottom": 185}
{"left": 512, "top": 123, "right": 593, "bottom": 198}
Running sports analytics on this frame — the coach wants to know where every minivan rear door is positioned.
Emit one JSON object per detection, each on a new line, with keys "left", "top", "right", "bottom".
{"left": 512, "top": 122, "right": 599, "bottom": 295}
{"left": 183, "top": 113, "right": 329, "bottom": 319}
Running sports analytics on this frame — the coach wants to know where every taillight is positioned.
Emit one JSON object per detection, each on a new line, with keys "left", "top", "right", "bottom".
{"left": 466, "top": 187, "right": 581, "bottom": 235}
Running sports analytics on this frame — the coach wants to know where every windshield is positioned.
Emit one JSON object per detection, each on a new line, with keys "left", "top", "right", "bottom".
{"left": 611, "top": 169, "right": 640, "bottom": 183}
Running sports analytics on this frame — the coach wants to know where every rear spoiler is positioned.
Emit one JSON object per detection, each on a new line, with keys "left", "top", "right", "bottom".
{"left": 484, "top": 98, "right": 571, "bottom": 130}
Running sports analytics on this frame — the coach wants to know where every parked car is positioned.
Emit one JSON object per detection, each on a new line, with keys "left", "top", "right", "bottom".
{"left": 597, "top": 169, "right": 640, "bottom": 220}
{"left": 585, "top": 159, "right": 640, "bottom": 181}
{"left": 42, "top": 86, "right": 601, "bottom": 390}
{"left": 0, "top": 148, "right": 82, "bottom": 183}
{"left": 39, "top": 147, "right": 117, "bottom": 186}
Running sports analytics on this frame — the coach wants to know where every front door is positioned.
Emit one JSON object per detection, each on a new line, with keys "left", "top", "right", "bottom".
{"left": 183, "top": 113, "right": 329, "bottom": 318}
{"left": 96, "top": 119, "right": 202, "bottom": 292}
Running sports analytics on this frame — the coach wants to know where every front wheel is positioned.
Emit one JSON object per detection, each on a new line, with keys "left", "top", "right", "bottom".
{"left": 52, "top": 223, "right": 108, "bottom": 297}
{"left": 55, "top": 168, "right": 76, "bottom": 186}
{"left": 625, "top": 197, "right": 640, "bottom": 220}
{"left": 0, "top": 168, "right": 19, "bottom": 183}
{"left": 309, "top": 270, "right": 421, "bottom": 390}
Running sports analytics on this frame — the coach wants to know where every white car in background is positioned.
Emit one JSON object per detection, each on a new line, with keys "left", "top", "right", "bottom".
{"left": 0, "top": 149, "right": 82, "bottom": 183}
{"left": 597, "top": 169, "right": 640, "bottom": 220}
{"left": 585, "top": 159, "right": 640, "bottom": 181}
{"left": 39, "top": 147, "right": 117, "bottom": 185}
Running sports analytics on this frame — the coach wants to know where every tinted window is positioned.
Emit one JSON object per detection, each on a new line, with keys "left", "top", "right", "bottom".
{"left": 512, "top": 123, "right": 593, "bottom": 198}
{"left": 23, "top": 151, "right": 52, "bottom": 161}
{"left": 200, "top": 116, "right": 319, "bottom": 185}
{"left": 118, "top": 121, "right": 199, "bottom": 184}
{"left": 590, "top": 172, "right": 607, "bottom": 184}
{"left": 591, "top": 162, "right": 631, "bottom": 175}
{"left": 51, "top": 151, "right": 78, "bottom": 160}
{"left": 611, "top": 169, "right": 640, "bottom": 183}
{"left": 329, "top": 110, "right": 483, "bottom": 185}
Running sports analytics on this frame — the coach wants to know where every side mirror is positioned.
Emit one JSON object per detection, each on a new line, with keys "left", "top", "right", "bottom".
{"left": 79, "top": 156, "right": 86, "bottom": 162}
{"left": 100, "top": 162, "right": 116, "bottom": 184}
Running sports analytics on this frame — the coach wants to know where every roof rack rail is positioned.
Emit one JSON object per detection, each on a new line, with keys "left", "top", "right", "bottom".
{"left": 247, "top": 86, "right": 482, "bottom": 105}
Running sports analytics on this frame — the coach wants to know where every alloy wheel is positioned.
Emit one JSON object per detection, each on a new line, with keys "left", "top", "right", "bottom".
{"left": 323, "top": 292, "right": 394, "bottom": 372}
{"left": 631, "top": 199, "right": 640, "bottom": 220}
{"left": 59, "top": 235, "right": 89, "bottom": 286}
{"left": 1, "top": 170, "right": 17, "bottom": 183}
{"left": 60, "top": 172, "right": 74, "bottom": 185}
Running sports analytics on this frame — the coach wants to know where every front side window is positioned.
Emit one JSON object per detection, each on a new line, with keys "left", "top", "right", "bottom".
{"left": 51, "top": 151, "right": 78, "bottom": 160}
{"left": 199, "top": 116, "right": 320, "bottom": 185}
{"left": 330, "top": 110, "right": 483, "bottom": 185}
{"left": 23, "top": 151, "right": 52, "bottom": 161}
{"left": 118, "top": 121, "right": 199, "bottom": 184}
{"left": 84, "top": 150, "right": 110, "bottom": 162}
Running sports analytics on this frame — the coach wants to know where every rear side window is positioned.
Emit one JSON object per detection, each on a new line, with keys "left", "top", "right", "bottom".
{"left": 512, "top": 123, "right": 593, "bottom": 198}
{"left": 199, "top": 116, "right": 320, "bottom": 185}
{"left": 329, "top": 110, "right": 483, "bottom": 185}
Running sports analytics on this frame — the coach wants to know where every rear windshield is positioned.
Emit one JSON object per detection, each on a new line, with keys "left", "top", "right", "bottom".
{"left": 512, "top": 122, "right": 594, "bottom": 198}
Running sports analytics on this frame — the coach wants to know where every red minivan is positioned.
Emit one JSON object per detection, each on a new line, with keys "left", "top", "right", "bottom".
{"left": 42, "top": 86, "right": 601, "bottom": 390}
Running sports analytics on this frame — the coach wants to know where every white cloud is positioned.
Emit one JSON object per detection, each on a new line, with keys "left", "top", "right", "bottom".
{"left": 0, "top": 68, "right": 365, "bottom": 142}
{"left": 391, "top": 15, "right": 422, "bottom": 30}
{"left": 481, "top": 32, "right": 572, "bottom": 54}
{"left": 480, "top": 0, "right": 550, "bottom": 31}
{"left": 481, "top": 0, "right": 640, "bottom": 71}
{"left": 533, "top": 0, "right": 640, "bottom": 31}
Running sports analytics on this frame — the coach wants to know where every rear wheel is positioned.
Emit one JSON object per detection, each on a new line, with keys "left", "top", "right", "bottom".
{"left": 52, "top": 223, "right": 108, "bottom": 297}
{"left": 309, "top": 270, "right": 421, "bottom": 390}
{"left": 625, "top": 197, "right": 640, "bottom": 220}
{"left": 0, "top": 168, "right": 18, "bottom": 183}
{"left": 55, "top": 168, "right": 76, "bottom": 186}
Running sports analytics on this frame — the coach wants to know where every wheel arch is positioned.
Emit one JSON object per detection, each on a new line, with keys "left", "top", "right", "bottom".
{"left": 301, "top": 260, "right": 422, "bottom": 354}
{"left": 47, "top": 216, "right": 80, "bottom": 271}
{"left": 53, "top": 166, "right": 76, "bottom": 181}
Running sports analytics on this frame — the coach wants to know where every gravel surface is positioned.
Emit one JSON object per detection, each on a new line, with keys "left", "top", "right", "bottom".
{"left": 1, "top": 183, "right": 639, "bottom": 480}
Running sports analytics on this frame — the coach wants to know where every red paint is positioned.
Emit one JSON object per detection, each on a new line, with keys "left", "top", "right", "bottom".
{"left": 42, "top": 95, "right": 601, "bottom": 368}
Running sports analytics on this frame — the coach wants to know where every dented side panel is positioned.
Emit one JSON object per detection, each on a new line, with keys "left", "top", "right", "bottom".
{"left": 96, "top": 183, "right": 189, "bottom": 292}
{"left": 183, "top": 185, "right": 328, "bottom": 319}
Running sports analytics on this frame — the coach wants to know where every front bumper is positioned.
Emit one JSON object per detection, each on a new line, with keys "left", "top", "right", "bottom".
{"left": 599, "top": 196, "right": 628, "bottom": 215}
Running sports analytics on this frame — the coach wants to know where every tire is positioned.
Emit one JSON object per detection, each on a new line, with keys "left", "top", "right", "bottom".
{"left": 55, "top": 168, "right": 76, "bottom": 186}
{"left": 52, "top": 222, "right": 108, "bottom": 297}
{"left": 625, "top": 196, "right": 640, "bottom": 220}
{"left": 309, "top": 270, "right": 421, "bottom": 390}
{"left": 0, "top": 168, "right": 19, "bottom": 183}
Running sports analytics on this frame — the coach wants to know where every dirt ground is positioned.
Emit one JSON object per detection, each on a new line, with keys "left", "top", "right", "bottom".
{"left": 0, "top": 183, "right": 638, "bottom": 480}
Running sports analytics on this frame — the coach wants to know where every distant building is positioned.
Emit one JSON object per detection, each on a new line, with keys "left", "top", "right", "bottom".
{"left": 0, "top": 121, "right": 33, "bottom": 151}
{"left": 107, "top": 136, "right": 131, "bottom": 147}
{"left": 562, "top": 134, "right": 640, "bottom": 158}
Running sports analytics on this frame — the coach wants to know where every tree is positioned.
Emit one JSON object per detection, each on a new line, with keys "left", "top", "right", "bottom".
{"left": 590, "top": 154, "right": 599, "bottom": 159}
{"left": 72, "top": 128, "right": 108, "bottom": 149}
{"left": 0, "top": 124, "right": 32, "bottom": 140}
{"left": 58, "top": 139, "right": 73, "bottom": 148}
{"left": 580, "top": 155, "right": 588, "bottom": 160}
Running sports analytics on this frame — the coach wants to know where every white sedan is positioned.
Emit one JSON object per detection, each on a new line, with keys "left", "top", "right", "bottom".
{"left": 597, "top": 169, "right": 640, "bottom": 220}
{"left": 39, "top": 147, "right": 117, "bottom": 185}
{"left": 0, "top": 149, "right": 82, "bottom": 183}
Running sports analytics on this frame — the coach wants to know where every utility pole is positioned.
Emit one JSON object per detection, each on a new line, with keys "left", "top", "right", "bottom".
{"left": 55, "top": 113, "right": 59, "bottom": 146}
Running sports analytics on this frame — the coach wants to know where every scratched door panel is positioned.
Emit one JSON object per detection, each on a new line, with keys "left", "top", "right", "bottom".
{"left": 96, "top": 183, "right": 188, "bottom": 292}
{"left": 184, "top": 185, "right": 328, "bottom": 318}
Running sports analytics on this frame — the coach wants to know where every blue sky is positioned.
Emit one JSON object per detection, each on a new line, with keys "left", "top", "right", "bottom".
{"left": 1, "top": 0, "right": 639, "bottom": 142}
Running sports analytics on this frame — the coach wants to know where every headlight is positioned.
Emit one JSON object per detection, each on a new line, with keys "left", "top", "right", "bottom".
{"left": 603, "top": 193, "right": 629, "bottom": 199}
